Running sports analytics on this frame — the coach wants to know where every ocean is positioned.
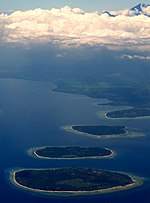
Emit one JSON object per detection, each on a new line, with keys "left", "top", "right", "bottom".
{"left": 0, "top": 78, "right": 149, "bottom": 203}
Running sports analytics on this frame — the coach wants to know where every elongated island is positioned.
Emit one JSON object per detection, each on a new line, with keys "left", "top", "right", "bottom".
{"left": 106, "top": 108, "right": 150, "bottom": 119}
{"left": 64, "top": 125, "right": 143, "bottom": 138}
{"left": 32, "top": 146, "right": 114, "bottom": 159}
{"left": 10, "top": 168, "right": 141, "bottom": 196}
{"left": 72, "top": 125, "right": 126, "bottom": 135}
{"left": 64, "top": 125, "right": 128, "bottom": 138}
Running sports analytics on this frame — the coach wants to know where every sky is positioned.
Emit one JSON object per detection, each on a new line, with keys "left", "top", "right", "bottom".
{"left": 0, "top": 0, "right": 149, "bottom": 12}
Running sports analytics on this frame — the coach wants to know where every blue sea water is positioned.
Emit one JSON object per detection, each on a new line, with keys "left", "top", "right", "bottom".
{"left": 0, "top": 78, "right": 150, "bottom": 203}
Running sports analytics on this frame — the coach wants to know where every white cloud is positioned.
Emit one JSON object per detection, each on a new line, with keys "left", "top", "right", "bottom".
{"left": 0, "top": 9, "right": 14, "bottom": 14}
{"left": 120, "top": 54, "right": 150, "bottom": 60}
{"left": 55, "top": 53, "right": 66, "bottom": 58}
{"left": 0, "top": 6, "right": 150, "bottom": 50}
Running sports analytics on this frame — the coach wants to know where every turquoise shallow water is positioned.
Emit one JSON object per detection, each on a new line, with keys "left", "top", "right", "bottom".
{"left": 0, "top": 79, "right": 150, "bottom": 203}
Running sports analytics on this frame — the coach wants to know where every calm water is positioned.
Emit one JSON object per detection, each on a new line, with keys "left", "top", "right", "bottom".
{"left": 0, "top": 79, "right": 150, "bottom": 203}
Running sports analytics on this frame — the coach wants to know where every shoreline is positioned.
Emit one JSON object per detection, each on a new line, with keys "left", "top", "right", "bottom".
{"left": 63, "top": 125, "right": 144, "bottom": 139}
{"left": 9, "top": 168, "right": 143, "bottom": 197}
{"left": 53, "top": 88, "right": 150, "bottom": 120}
{"left": 28, "top": 146, "right": 115, "bottom": 160}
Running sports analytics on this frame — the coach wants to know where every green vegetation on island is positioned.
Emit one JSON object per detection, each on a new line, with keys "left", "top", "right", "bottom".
{"left": 106, "top": 108, "right": 150, "bottom": 118}
{"left": 64, "top": 125, "right": 143, "bottom": 139}
{"left": 34, "top": 146, "right": 113, "bottom": 159}
{"left": 72, "top": 125, "right": 126, "bottom": 136}
{"left": 12, "top": 168, "right": 140, "bottom": 195}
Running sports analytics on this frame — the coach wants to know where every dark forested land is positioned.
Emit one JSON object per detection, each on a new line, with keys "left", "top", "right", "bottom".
{"left": 15, "top": 168, "right": 134, "bottom": 192}
{"left": 72, "top": 125, "right": 126, "bottom": 136}
{"left": 35, "top": 146, "right": 112, "bottom": 159}
{"left": 106, "top": 108, "right": 150, "bottom": 118}
{"left": 53, "top": 82, "right": 150, "bottom": 108}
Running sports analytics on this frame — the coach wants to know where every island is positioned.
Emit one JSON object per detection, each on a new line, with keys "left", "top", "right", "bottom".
{"left": 72, "top": 125, "right": 126, "bottom": 135}
{"left": 10, "top": 168, "right": 141, "bottom": 196}
{"left": 32, "top": 146, "right": 113, "bottom": 159}
{"left": 63, "top": 125, "right": 131, "bottom": 139}
{"left": 106, "top": 108, "right": 150, "bottom": 119}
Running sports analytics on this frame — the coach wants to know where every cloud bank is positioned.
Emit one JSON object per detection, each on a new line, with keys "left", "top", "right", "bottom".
{"left": 0, "top": 6, "right": 150, "bottom": 50}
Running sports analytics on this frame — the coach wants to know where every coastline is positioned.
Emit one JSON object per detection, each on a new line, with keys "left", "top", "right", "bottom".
{"left": 9, "top": 168, "right": 143, "bottom": 197}
{"left": 63, "top": 125, "right": 144, "bottom": 139}
{"left": 28, "top": 146, "right": 115, "bottom": 160}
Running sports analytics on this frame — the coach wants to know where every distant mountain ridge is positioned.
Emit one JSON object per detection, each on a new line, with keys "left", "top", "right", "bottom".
{"left": 102, "top": 3, "right": 150, "bottom": 17}
{"left": 131, "top": 3, "right": 150, "bottom": 16}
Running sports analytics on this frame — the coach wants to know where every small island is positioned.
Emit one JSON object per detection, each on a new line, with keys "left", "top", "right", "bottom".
{"left": 72, "top": 125, "right": 126, "bottom": 135}
{"left": 106, "top": 108, "right": 150, "bottom": 119}
{"left": 64, "top": 125, "right": 130, "bottom": 139}
{"left": 32, "top": 146, "right": 113, "bottom": 159}
{"left": 10, "top": 168, "right": 141, "bottom": 196}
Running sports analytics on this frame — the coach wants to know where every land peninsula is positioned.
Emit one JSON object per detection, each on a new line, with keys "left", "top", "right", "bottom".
{"left": 54, "top": 82, "right": 150, "bottom": 119}
{"left": 10, "top": 168, "right": 141, "bottom": 196}
{"left": 53, "top": 82, "right": 150, "bottom": 108}
{"left": 32, "top": 146, "right": 114, "bottom": 159}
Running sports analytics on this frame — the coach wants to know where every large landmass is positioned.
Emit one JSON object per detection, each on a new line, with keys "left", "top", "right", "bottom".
{"left": 106, "top": 108, "right": 150, "bottom": 119}
{"left": 53, "top": 82, "right": 150, "bottom": 118}
{"left": 33, "top": 146, "right": 113, "bottom": 159}
{"left": 53, "top": 82, "right": 150, "bottom": 107}
{"left": 11, "top": 168, "right": 141, "bottom": 195}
